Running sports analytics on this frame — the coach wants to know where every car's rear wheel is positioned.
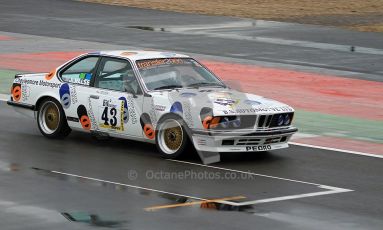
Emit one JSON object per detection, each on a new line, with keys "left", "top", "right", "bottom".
{"left": 156, "top": 115, "right": 191, "bottom": 159}
{"left": 37, "top": 98, "right": 71, "bottom": 138}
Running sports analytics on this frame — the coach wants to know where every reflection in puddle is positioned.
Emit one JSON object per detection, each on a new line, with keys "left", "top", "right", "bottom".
{"left": 31, "top": 167, "right": 192, "bottom": 205}
{"left": 32, "top": 167, "right": 255, "bottom": 213}
{"left": 62, "top": 212, "right": 128, "bottom": 228}
{"left": 200, "top": 202, "right": 254, "bottom": 212}
{"left": 126, "top": 26, "right": 166, "bottom": 32}
{"left": 0, "top": 160, "right": 21, "bottom": 172}
{"left": 127, "top": 26, "right": 155, "bottom": 31}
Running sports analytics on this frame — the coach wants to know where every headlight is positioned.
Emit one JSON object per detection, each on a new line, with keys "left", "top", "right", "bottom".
{"left": 220, "top": 117, "right": 230, "bottom": 128}
{"left": 232, "top": 116, "right": 241, "bottom": 128}
{"left": 283, "top": 114, "right": 291, "bottom": 125}
{"left": 277, "top": 114, "right": 284, "bottom": 126}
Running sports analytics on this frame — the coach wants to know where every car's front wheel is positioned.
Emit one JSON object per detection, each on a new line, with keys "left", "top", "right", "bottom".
{"left": 155, "top": 115, "right": 191, "bottom": 159}
{"left": 37, "top": 98, "right": 71, "bottom": 138}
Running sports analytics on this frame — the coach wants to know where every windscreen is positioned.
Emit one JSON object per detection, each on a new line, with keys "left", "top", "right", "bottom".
{"left": 136, "top": 58, "right": 225, "bottom": 90}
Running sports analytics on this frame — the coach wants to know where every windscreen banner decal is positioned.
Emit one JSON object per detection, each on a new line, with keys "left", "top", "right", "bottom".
{"left": 136, "top": 58, "right": 185, "bottom": 69}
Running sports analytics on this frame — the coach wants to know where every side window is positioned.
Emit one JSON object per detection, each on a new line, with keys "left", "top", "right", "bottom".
{"left": 95, "top": 58, "right": 142, "bottom": 95}
{"left": 61, "top": 57, "right": 99, "bottom": 86}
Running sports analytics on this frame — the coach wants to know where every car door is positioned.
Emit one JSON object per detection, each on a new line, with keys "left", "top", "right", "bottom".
{"left": 59, "top": 55, "right": 102, "bottom": 131}
{"left": 90, "top": 56, "right": 144, "bottom": 137}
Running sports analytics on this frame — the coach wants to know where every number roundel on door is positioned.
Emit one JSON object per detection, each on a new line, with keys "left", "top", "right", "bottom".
{"left": 99, "top": 99, "right": 124, "bottom": 131}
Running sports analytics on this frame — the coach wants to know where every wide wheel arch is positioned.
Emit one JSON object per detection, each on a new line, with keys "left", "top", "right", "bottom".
{"left": 155, "top": 113, "right": 195, "bottom": 159}
{"left": 36, "top": 96, "right": 71, "bottom": 138}
{"left": 156, "top": 113, "right": 194, "bottom": 141}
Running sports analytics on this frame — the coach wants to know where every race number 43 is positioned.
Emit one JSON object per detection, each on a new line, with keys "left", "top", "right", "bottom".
{"left": 101, "top": 107, "right": 117, "bottom": 126}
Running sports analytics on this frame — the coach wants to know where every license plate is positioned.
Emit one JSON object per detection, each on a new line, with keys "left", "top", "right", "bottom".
{"left": 246, "top": 145, "right": 272, "bottom": 151}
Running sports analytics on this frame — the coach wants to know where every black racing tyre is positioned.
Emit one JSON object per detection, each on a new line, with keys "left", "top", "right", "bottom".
{"left": 37, "top": 98, "right": 71, "bottom": 138}
{"left": 155, "top": 114, "right": 192, "bottom": 159}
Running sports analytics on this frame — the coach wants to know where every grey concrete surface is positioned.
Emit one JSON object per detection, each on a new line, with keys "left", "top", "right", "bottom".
{"left": 0, "top": 0, "right": 382, "bottom": 80}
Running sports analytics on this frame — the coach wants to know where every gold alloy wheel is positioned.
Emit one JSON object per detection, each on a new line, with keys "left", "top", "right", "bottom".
{"left": 164, "top": 126, "right": 183, "bottom": 150}
{"left": 158, "top": 119, "right": 184, "bottom": 155}
{"left": 44, "top": 104, "right": 59, "bottom": 130}
{"left": 39, "top": 101, "right": 61, "bottom": 135}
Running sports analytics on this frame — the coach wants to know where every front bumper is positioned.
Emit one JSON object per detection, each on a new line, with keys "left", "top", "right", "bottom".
{"left": 191, "top": 127, "right": 298, "bottom": 153}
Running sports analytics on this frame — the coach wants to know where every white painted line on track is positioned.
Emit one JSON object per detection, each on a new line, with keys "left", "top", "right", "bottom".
{"left": 167, "top": 159, "right": 353, "bottom": 206}
{"left": 50, "top": 170, "right": 207, "bottom": 202}
{"left": 168, "top": 159, "right": 322, "bottom": 186}
{"left": 48, "top": 166, "right": 352, "bottom": 207}
{"left": 290, "top": 142, "right": 383, "bottom": 159}
{"left": 234, "top": 188, "right": 352, "bottom": 206}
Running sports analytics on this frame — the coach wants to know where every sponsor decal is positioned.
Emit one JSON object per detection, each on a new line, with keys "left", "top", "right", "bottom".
{"left": 120, "top": 101, "right": 125, "bottom": 131}
{"left": 69, "top": 85, "right": 78, "bottom": 104}
{"left": 59, "top": 83, "right": 71, "bottom": 109}
{"left": 87, "top": 97, "right": 98, "bottom": 130}
{"left": 14, "top": 79, "right": 38, "bottom": 85}
{"left": 64, "top": 77, "right": 90, "bottom": 86}
{"left": 127, "top": 96, "right": 138, "bottom": 125}
{"left": 235, "top": 106, "right": 294, "bottom": 113}
{"left": 209, "top": 92, "right": 239, "bottom": 107}
{"left": 148, "top": 98, "right": 158, "bottom": 127}
{"left": 38, "top": 80, "right": 61, "bottom": 88}
{"left": 223, "top": 106, "right": 293, "bottom": 114}
{"left": 14, "top": 78, "right": 60, "bottom": 88}
{"left": 214, "top": 98, "right": 238, "bottom": 106}
{"left": 20, "top": 84, "right": 30, "bottom": 102}
{"left": 182, "top": 101, "right": 194, "bottom": 127}
{"left": 79, "top": 73, "right": 92, "bottom": 81}
{"left": 118, "top": 97, "right": 129, "bottom": 124}
{"left": 136, "top": 58, "right": 185, "bottom": 69}
{"left": 170, "top": 101, "right": 183, "bottom": 114}
{"left": 154, "top": 104, "right": 166, "bottom": 111}
{"left": 99, "top": 99, "right": 124, "bottom": 131}
{"left": 77, "top": 105, "right": 91, "bottom": 130}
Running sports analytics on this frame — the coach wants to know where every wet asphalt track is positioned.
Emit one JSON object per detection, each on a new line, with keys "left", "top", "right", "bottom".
{"left": 1, "top": 0, "right": 383, "bottom": 229}
{"left": 1, "top": 103, "right": 383, "bottom": 230}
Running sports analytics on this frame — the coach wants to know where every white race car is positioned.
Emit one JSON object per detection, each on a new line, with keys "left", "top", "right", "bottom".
{"left": 8, "top": 51, "right": 297, "bottom": 161}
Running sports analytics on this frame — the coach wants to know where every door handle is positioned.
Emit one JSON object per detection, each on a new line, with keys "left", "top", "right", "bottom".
{"left": 90, "top": 95, "right": 99, "bottom": 99}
